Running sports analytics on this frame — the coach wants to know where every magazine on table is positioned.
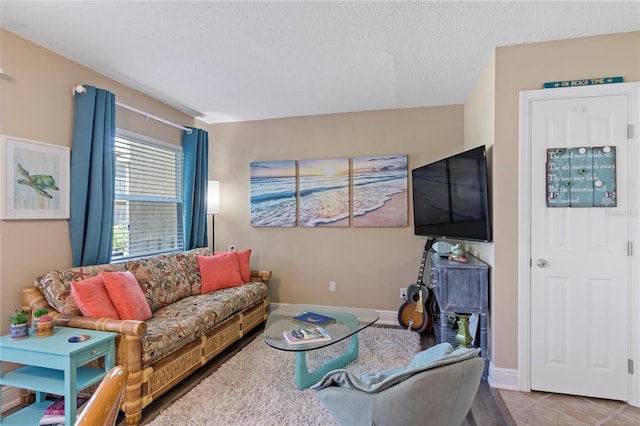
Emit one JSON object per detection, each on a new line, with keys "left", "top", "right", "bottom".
{"left": 292, "top": 311, "right": 336, "bottom": 327}
{"left": 283, "top": 326, "right": 331, "bottom": 345}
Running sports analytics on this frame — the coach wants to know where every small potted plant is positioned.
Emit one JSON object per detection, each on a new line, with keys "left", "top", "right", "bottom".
{"left": 9, "top": 310, "right": 30, "bottom": 340}
{"left": 33, "top": 308, "right": 54, "bottom": 337}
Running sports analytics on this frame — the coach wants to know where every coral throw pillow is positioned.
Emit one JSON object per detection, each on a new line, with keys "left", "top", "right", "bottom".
{"left": 101, "top": 271, "right": 152, "bottom": 321}
{"left": 197, "top": 253, "right": 244, "bottom": 294}
{"left": 71, "top": 275, "right": 121, "bottom": 319}
{"left": 237, "top": 249, "right": 252, "bottom": 283}
{"left": 214, "top": 249, "right": 252, "bottom": 282}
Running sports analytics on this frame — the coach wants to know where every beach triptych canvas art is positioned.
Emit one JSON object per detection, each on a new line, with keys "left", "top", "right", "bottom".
{"left": 352, "top": 155, "right": 408, "bottom": 227}
{"left": 250, "top": 160, "right": 297, "bottom": 227}
{"left": 299, "top": 158, "right": 350, "bottom": 227}
{"left": 250, "top": 155, "right": 407, "bottom": 227}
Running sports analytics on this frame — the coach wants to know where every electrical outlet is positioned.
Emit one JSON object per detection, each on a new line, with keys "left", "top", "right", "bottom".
{"left": 227, "top": 244, "right": 236, "bottom": 252}
{"left": 400, "top": 288, "right": 407, "bottom": 299}
{"left": 329, "top": 281, "right": 336, "bottom": 292}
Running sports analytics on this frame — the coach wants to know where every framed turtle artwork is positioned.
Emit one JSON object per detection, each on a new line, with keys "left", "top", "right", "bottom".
{"left": 1, "top": 136, "right": 70, "bottom": 219}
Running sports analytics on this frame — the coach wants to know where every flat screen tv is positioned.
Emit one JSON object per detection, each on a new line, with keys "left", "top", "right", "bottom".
{"left": 412, "top": 145, "right": 492, "bottom": 242}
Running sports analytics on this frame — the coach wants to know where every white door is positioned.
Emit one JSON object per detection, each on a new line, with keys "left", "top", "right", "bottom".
{"left": 530, "top": 94, "right": 630, "bottom": 400}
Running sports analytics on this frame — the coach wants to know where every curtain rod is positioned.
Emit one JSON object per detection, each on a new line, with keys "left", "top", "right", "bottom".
{"left": 73, "top": 84, "right": 192, "bottom": 134}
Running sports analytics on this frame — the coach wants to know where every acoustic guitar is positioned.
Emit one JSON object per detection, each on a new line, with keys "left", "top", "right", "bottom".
{"left": 397, "top": 239, "right": 436, "bottom": 333}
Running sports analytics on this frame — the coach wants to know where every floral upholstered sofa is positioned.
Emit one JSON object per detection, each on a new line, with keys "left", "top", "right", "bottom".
{"left": 21, "top": 247, "right": 270, "bottom": 426}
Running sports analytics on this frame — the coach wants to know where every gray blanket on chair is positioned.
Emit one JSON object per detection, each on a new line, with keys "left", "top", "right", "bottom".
{"left": 311, "top": 343, "right": 480, "bottom": 393}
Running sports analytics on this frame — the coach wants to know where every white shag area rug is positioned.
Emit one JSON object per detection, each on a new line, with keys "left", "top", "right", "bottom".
{"left": 147, "top": 327, "right": 420, "bottom": 426}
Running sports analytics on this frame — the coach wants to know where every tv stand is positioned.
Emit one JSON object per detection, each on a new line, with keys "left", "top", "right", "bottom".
{"left": 428, "top": 251, "right": 489, "bottom": 379}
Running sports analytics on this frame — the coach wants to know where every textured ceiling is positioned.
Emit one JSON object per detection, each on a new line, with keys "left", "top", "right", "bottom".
{"left": 2, "top": 1, "right": 639, "bottom": 124}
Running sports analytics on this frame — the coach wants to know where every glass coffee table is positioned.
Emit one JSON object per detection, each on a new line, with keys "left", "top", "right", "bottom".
{"left": 264, "top": 304, "right": 379, "bottom": 389}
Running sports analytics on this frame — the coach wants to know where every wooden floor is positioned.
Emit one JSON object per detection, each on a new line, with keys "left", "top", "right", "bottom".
{"left": 119, "top": 325, "right": 514, "bottom": 425}
{"left": 416, "top": 329, "right": 514, "bottom": 426}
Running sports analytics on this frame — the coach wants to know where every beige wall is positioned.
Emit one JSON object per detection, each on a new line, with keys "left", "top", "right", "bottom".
{"left": 0, "top": 30, "right": 195, "bottom": 335}
{"left": 464, "top": 49, "right": 495, "bottom": 263}
{"left": 208, "top": 107, "right": 464, "bottom": 310}
{"left": 491, "top": 31, "right": 640, "bottom": 371}
{"left": 463, "top": 49, "right": 496, "bottom": 360}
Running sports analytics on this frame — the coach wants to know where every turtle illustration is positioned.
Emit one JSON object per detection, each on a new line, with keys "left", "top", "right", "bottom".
{"left": 16, "top": 163, "right": 59, "bottom": 199}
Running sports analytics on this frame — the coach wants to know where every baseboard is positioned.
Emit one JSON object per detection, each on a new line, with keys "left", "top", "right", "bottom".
{"left": 376, "top": 309, "right": 399, "bottom": 326}
{"left": 1, "top": 385, "right": 22, "bottom": 415}
{"left": 488, "top": 365, "right": 519, "bottom": 391}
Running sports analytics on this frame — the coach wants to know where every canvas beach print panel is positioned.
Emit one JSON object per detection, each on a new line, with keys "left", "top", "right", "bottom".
{"left": 352, "top": 155, "right": 408, "bottom": 227}
{"left": 250, "top": 160, "right": 297, "bottom": 226}
{"left": 1, "top": 136, "right": 70, "bottom": 219}
{"left": 299, "top": 157, "right": 349, "bottom": 227}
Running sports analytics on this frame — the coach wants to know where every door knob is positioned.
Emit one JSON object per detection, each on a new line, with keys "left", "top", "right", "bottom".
{"left": 536, "top": 259, "right": 548, "bottom": 267}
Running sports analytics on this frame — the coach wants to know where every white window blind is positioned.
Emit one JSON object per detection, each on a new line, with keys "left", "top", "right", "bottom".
{"left": 113, "top": 131, "right": 184, "bottom": 260}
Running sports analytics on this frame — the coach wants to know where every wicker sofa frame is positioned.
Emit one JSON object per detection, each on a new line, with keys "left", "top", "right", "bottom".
{"left": 21, "top": 269, "right": 271, "bottom": 426}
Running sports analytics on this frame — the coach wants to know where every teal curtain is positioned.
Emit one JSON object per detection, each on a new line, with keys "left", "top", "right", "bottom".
{"left": 183, "top": 127, "right": 209, "bottom": 249}
{"left": 69, "top": 85, "right": 116, "bottom": 266}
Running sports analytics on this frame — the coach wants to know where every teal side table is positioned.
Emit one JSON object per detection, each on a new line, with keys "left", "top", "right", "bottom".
{"left": 0, "top": 326, "right": 116, "bottom": 426}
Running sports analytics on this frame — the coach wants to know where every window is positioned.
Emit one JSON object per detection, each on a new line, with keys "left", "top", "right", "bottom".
{"left": 113, "top": 130, "right": 184, "bottom": 260}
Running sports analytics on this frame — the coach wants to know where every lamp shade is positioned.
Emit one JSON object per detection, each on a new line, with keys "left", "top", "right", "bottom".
{"left": 207, "top": 180, "right": 220, "bottom": 215}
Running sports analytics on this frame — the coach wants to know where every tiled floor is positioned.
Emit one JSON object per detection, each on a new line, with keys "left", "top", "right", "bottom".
{"left": 499, "top": 389, "right": 640, "bottom": 425}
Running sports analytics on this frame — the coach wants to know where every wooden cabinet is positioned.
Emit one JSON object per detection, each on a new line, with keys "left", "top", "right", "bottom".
{"left": 429, "top": 251, "right": 489, "bottom": 379}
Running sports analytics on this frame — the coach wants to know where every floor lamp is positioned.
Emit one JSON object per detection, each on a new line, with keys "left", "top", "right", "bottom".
{"left": 207, "top": 180, "right": 220, "bottom": 250}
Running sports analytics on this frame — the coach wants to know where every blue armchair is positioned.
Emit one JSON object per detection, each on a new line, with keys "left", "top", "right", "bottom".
{"left": 312, "top": 343, "right": 484, "bottom": 426}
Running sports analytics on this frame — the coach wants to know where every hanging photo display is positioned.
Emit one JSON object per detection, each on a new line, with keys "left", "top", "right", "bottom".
{"left": 250, "top": 160, "right": 297, "bottom": 226}
{"left": 546, "top": 146, "right": 616, "bottom": 207}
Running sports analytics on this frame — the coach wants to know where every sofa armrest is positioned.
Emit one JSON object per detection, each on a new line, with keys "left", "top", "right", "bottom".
{"left": 53, "top": 316, "right": 147, "bottom": 336}
{"left": 22, "top": 285, "right": 56, "bottom": 323}
{"left": 250, "top": 269, "right": 272, "bottom": 284}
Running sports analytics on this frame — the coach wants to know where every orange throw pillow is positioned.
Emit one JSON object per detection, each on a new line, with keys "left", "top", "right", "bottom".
{"left": 101, "top": 271, "right": 152, "bottom": 321}
{"left": 197, "top": 253, "right": 244, "bottom": 294}
{"left": 71, "top": 275, "right": 121, "bottom": 319}
{"left": 214, "top": 249, "right": 252, "bottom": 282}
{"left": 237, "top": 249, "right": 252, "bottom": 283}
